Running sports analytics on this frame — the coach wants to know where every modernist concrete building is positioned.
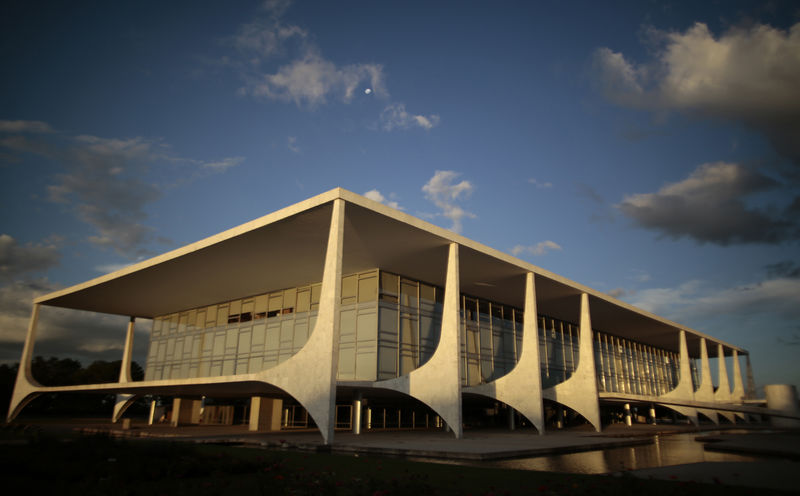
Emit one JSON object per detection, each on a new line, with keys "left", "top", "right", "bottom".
{"left": 7, "top": 188, "right": 797, "bottom": 443}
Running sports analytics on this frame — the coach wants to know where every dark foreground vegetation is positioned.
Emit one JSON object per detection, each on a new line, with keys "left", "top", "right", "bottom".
{"left": 0, "top": 427, "right": 786, "bottom": 496}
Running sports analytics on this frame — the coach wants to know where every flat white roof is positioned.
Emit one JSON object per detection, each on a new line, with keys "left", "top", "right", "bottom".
{"left": 36, "top": 188, "right": 745, "bottom": 356}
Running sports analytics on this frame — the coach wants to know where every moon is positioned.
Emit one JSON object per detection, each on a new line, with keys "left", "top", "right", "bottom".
{"left": 365, "top": 88, "right": 372, "bottom": 95}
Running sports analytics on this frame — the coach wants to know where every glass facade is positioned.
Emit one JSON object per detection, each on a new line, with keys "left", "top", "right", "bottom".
{"left": 144, "top": 269, "right": 683, "bottom": 397}
{"left": 539, "top": 316, "right": 580, "bottom": 389}
{"left": 593, "top": 331, "right": 680, "bottom": 395}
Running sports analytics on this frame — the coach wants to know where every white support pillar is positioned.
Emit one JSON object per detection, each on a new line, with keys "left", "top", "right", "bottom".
{"left": 6, "top": 304, "right": 43, "bottom": 422}
{"left": 256, "top": 198, "right": 345, "bottom": 445}
{"left": 731, "top": 350, "right": 745, "bottom": 402}
{"left": 715, "top": 343, "right": 731, "bottom": 402}
{"left": 113, "top": 317, "right": 137, "bottom": 423}
{"left": 376, "top": 242, "right": 464, "bottom": 438}
{"left": 353, "top": 391, "right": 362, "bottom": 435}
{"left": 696, "top": 338, "right": 719, "bottom": 425}
{"left": 543, "top": 293, "right": 601, "bottom": 432}
{"left": 658, "top": 330, "right": 699, "bottom": 426}
{"left": 464, "top": 271, "right": 545, "bottom": 434}
{"left": 745, "top": 355, "right": 756, "bottom": 399}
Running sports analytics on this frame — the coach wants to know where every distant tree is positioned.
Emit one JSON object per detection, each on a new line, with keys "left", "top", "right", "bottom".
{"left": 5, "top": 357, "right": 148, "bottom": 418}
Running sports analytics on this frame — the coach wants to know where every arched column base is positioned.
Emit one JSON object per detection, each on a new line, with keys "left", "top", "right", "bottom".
{"left": 112, "top": 394, "right": 137, "bottom": 423}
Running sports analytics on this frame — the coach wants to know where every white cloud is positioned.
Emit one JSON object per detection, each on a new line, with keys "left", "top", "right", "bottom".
{"left": 1, "top": 122, "right": 243, "bottom": 258}
{"left": 422, "top": 171, "right": 475, "bottom": 233}
{"left": 203, "top": 156, "right": 245, "bottom": 171}
{"left": 247, "top": 51, "right": 387, "bottom": 107}
{"left": 287, "top": 136, "right": 300, "bottom": 153}
{"left": 0, "top": 120, "right": 54, "bottom": 134}
{"left": 94, "top": 262, "right": 133, "bottom": 274}
{"left": 627, "top": 277, "right": 800, "bottom": 323}
{"left": 0, "top": 235, "right": 60, "bottom": 282}
{"left": 363, "top": 189, "right": 402, "bottom": 210}
{"left": 380, "top": 103, "right": 440, "bottom": 131}
{"left": 594, "top": 22, "right": 800, "bottom": 163}
{"left": 618, "top": 161, "right": 797, "bottom": 244}
{"left": 511, "top": 240, "right": 562, "bottom": 257}
{"left": 528, "top": 178, "right": 553, "bottom": 189}
{"left": 0, "top": 278, "right": 148, "bottom": 365}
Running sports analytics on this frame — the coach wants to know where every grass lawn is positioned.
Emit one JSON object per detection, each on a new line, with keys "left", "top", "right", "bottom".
{"left": 0, "top": 428, "right": 786, "bottom": 495}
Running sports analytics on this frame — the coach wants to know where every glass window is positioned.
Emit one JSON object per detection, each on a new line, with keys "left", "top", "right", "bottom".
{"left": 380, "top": 272, "right": 399, "bottom": 303}
{"left": 358, "top": 275, "right": 378, "bottom": 303}
{"left": 296, "top": 288, "right": 310, "bottom": 313}
{"left": 400, "top": 279, "right": 418, "bottom": 308}
{"left": 342, "top": 275, "right": 358, "bottom": 304}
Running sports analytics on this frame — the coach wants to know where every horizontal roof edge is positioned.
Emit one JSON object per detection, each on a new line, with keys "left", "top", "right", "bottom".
{"left": 32, "top": 187, "right": 747, "bottom": 354}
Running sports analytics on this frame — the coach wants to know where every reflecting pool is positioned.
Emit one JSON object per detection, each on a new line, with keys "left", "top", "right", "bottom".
{"left": 481, "top": 431, "right": 761, "bottom": 474}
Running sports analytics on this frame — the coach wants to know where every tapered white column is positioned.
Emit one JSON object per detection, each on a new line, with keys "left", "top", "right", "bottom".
{"left": 376, "top": 242, "right": 463, "bottom": 438}
{"left": 658, "top": 330, "right": 698, "bottom": 425}
{"left": 113, "top": 317, "right": 137, "bottom": 422}
{"left": 731, "top": 350, "right": 745, "bottom": 402}
{"left": 543, "top": 292, "right": 601, "bottom": 432}
{"left": 6, "top": 304, "right": 43, "bottom": 421}
{"left": 465, "top": 271, "right": 544, "bottom": 433}
{"left": 256, "top": 198, "right": 345, "bottom": 444}
{"left": 695, "top": 338, "right": 719, "bottom": 425}
{"left": 715, "top": 344, "right": 731, "bottom": 402}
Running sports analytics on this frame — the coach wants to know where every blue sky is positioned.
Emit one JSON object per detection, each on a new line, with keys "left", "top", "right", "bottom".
{"left": 1, "top": 0, "right": 798, "bottom": 391}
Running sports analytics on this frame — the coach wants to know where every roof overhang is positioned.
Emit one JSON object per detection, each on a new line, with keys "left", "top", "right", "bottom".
{"left": 35, "top": 188, "right": 745, "bottom": 356}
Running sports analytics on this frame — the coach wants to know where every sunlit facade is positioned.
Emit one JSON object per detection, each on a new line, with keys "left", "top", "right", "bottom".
{"left": 11, "top": 188, "right": 784, "bottom": 443}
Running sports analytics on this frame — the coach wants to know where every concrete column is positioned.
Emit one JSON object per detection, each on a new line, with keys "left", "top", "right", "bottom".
{"left": 256, "top": 198, "right": 345, "bottom": 445}
{"left": 508, "top": 406, "right": 515, "bottom": 431}
{"left": 171, "top": 398, "right": 202, "bottom": 426}
{"left": 556, "top": 404, "right": 564, "bottom": 429}
{"left": 249, "top": 396, "right": 283, "bottom": 432}
{"left": 353, "top": 391, "right": 362, "bottom": 435}
{"left": 624, "top": 403, "right": 632, "bottom": 426}
{"left": 113, "top": 317, "right": 137, "bottom": 423}
{"left": 543, "top": 293, "right": 601, "bottom": 432}
{"left": 745, "top": 355, "right": 756, "bottom": 399}
{"left": 464, "top": 271, "right": 545, "bottom": 433}
{"left": 696, "top": 338, "right": 719, "bottom": 425}
{"left": 715, "top": 343, "right": 731, "bottom": 402}
{"left": 657, "top": 330, "right": 698, "bottom": 426}
{"left": 148, "top": 399, "right": 157, "bottom": 425}
{"left": 6, "top": 304, "right": 44, "bottom": 422}
{"left": 649, "top": 405, "right": 657, "bottom": 425}
{"left": 376, "top": 242, "right": 463, "bottom": 438}
{"left": 731, "top": 350, "right": 745, "bottom": 402}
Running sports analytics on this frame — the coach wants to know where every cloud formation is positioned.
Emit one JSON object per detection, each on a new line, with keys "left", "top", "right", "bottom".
{"left": 595, "top": 22, "right": 800, "bottom": 164}
{"left": 511, "top": 240, "right": 562, "bottom": 257}
{"left": 231, "top": 3, "right": 387, "bottom": 108}
{"left": 363, "top": 189, "right": 402, "bottom": 210}
{"left": 247, "top": 51, "right": 387, "bottom": 107}
{"left": 528, "top": 178, "right": 553, "bottom": 189}
{"left": 0, "top": 120, "right": 54, "bottom": 134}
{"left": 422, "top": 171, "right": 475, "bottom": 233}
{"left": 618, "top": 162, "right": 798, "bottom": 245}
{"left": 380, "top": 103, "right": 440, "bottom": 131}
{"left": 203, "top": 156, "right": 245, "bottom": 171}
{"left": 1, "top": 123, "right": 243, "bottom": 259}
{"left": 0, "top": 235, "right": 60, "bottom": 282}
{"left": 628, "top": 276, "right": 800, "bottom": 323}
{"left": 0, "top": 278, "right": 149, "bottom": 365}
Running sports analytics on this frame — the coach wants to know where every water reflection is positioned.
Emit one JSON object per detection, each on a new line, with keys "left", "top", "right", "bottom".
{"left": 484, "top": 432, "right": 760, "bottom": 474}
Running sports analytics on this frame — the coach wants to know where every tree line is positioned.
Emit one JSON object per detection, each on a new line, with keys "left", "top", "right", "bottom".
{"left": 1, "top": 356, "right": 146, "bottom": 419}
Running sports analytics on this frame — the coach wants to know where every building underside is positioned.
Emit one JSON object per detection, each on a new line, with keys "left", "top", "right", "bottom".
{"left": 7, "top": 188, "right": 799, "bottom": 443}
